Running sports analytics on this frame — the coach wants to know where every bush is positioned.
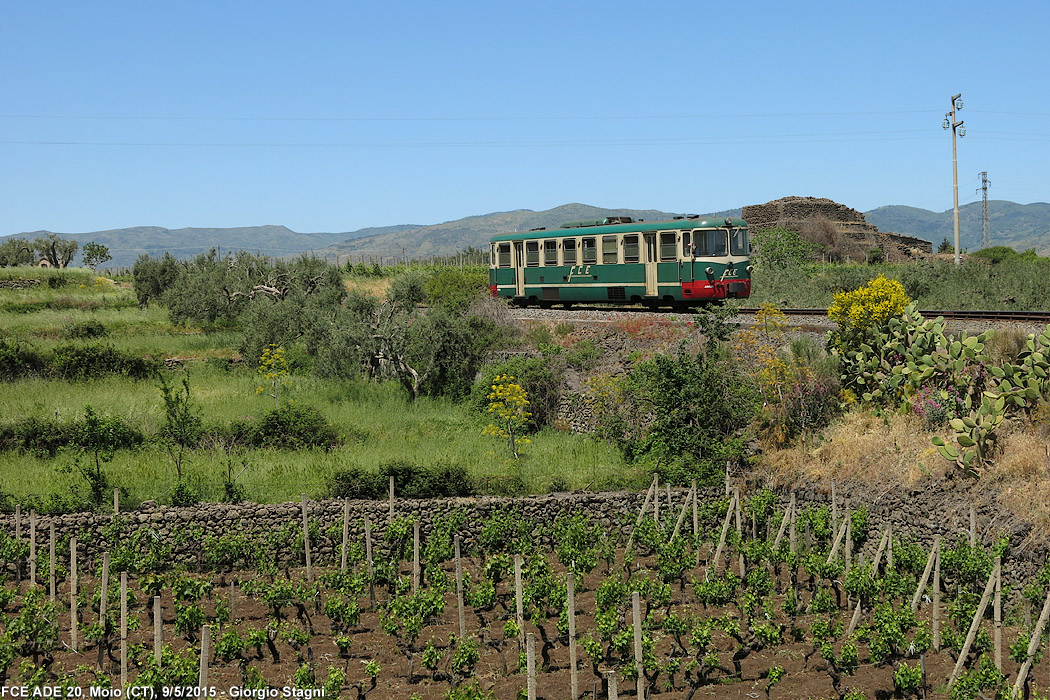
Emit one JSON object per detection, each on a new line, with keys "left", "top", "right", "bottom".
{"left": 424, "top": 269, "right": 488, "bottom": 311}
{"left": 0, "top": 414, "right": 145, "bottom": 456}
{"left": 62, "top": 320, "right": 108, "bottom": 339}
{"left": 471, "top": 356, "right": 564, "bottom": 429}
{"left": 252, "top": 404, "right": 338, "bottom": 450}
{"left": 0, "top": 340, "right": 47, "bottom": 381}
{"left": 327, "top": 460, "right": 473, "bottom": 499}
{"left": 51, "top": 343, "right": 157, "bottom": 380}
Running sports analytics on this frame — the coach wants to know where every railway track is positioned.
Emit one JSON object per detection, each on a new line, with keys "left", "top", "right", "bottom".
{"left": 737, "top": 308, "right": 1050, "bottom": 323}
{"left": 510, "top": 305, "right": 1050, "bottom": 326}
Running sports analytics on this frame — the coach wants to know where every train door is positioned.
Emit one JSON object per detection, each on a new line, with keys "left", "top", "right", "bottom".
{"left": 513, "top": 242, "right": 525, "bottom": 297}
{"left": 643, "top": 233, "right": 658, "bottom": 296}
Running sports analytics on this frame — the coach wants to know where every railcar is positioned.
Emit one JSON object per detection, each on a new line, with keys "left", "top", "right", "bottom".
{"left": 488, "top": 215, "right": 751, "bottom": 308}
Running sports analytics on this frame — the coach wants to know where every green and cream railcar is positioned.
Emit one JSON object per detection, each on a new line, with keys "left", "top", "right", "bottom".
{"left": 488, "top": 216, "right": 751, "bottom": 307}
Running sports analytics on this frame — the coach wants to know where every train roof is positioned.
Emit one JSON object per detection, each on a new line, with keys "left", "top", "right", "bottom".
{"left": 489, "top": 217, "right": 749, "bottom": 243}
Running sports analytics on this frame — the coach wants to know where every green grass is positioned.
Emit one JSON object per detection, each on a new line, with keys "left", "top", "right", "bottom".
{"left": 0, "top": 367, "right": 634, "bottom": 506}
{"left": 0, "top": 264, "right": 638, "bottom": 507}
{"left": 745, "top": 258, "right": 1050, "bottom": 311}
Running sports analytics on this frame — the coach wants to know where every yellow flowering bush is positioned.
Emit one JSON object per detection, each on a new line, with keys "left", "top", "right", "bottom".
{"left": 828, "top": 275, "right": 910, "bottom": 333}
{"left": 483, "top": 374, "right": 532, "bottom": 458}
{"left": 256, "top": 344, "right": 290, "bottom": 409}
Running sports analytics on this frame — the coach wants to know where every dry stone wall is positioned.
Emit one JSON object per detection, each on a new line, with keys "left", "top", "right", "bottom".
{"left": 2, "top": 479, "right": 1043, "bottom": 583}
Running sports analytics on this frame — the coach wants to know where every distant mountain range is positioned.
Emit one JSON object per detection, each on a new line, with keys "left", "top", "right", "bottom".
{"left": 3, "top": 200, "right": 1047, "bottom": 267}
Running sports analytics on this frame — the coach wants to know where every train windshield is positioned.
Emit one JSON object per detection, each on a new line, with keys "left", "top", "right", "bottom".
{"left": 730, "top": 228, "right": 749, "bottom": 256}
{"left": 692, "top": 229, "right": 727, "bottom": 256}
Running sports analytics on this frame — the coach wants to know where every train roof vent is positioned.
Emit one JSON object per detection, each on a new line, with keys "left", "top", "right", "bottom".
{"left": 673, "top": 216, "right": 684, "bottom": 220}
{"left": 605, "top": 216, "right": 633, "bottom": 224}
{"left": 687, "top": 214, "right": 699, "bottom": 219}
{"left": 529, "top": 227, "right": 547, "bottom": 231}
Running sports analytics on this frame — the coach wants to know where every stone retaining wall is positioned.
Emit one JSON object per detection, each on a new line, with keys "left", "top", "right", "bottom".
{"left": 2, "top": 480, "right": 1043, "bottom": 584}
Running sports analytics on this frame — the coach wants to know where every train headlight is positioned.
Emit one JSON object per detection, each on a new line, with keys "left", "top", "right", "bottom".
{"left": 705, "top": 266, "right": 714, "bottom": 275}
{"left": 746, "top": 265, "right": 754, "bottom": 273}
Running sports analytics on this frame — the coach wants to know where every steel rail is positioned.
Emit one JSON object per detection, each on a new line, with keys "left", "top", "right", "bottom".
{"left": 737, "top": 308, "right": 1050, "bottom": 323}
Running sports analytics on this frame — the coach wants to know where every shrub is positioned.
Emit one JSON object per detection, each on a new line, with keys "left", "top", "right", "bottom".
{"left": 51, "top": 344, "right": 157, "bottom": 380}
{"left": 470, "top": 356, "right": 564, "bottom": 429}
{"left": 828, "top": 275, "right": 910, "bottom": 335}
{"left": 327, "top": 460, "right": 473, "bottom": 499}
{"left": 751, "top": 227, "right": 815, "bottom": 268}
{"left": 0, "top": 340, "right": 47, "bottom": 381}
{"left": 0, "top": 414, "right": 145, "bottom": 457}
{"left": 424, "top": 269, "right": 488, "bottom": 310}
{"left": 62, "top": 320, "right": 108, "bottom": 339}
{"left": 253, "top": 404, "right": 338, "bottom": 450}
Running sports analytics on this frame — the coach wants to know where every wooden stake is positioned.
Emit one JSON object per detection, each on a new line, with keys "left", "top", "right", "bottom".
{"left": 113, "top": 488, "right": 119, "bottom": 514}
{"left": 388, "top": 476, "right": 395, "bottom": 519}
{"left": 632, "top": 591, "right": 645, "bottom": 700}
{"left": 526, "top": 632, "right": 537, "bottom": 700}
{"left": 969, "top": 505, "right": 976, "bottom": 547}
{"left": 412, "top": 521, "right": 420, "bottom": 595}
{"left": 886, "top": 524, "right": 894, "bottom": 570}
{"left": 567, "top": 570, "right": 578, "bottom": 699}
{"left": 49, "top": 523, "right": 56, "bottom": 602}
{"left": 825, "top": 516, "right": 849, "bottom": 565}
{"left": 98, "top": 552, "right": 109, "bottom": 670}
{"left": 230, "top": 582, "right": 235, "bottom": 621}
{"left": 933, "top": 546, "right": 941, "bottom": 650}
{"left": 706, "top": 492, "right": 736, "bottom": 579}
{"left": 993, "top": 556, "right": 1002, "bottom": 671}
{"left": 340, "top": 499, "right": 349, "bottom": 573}
{"left": 691, "top": 480, "right": 698, "bottom": 537}
{"left": 29, "top": 510, "right": 36, "bottom": 587}
{"left": 844, "top": 512, "right": 852, "bottom": 578}
{"left": 605, "top": 670, "right": 618, "bottom": 700}
{"left": 671, "top": 485, "right": 694, "bottom": 540}
{"left": 300, "top": 494, "right": 312, "bottom": 582}
{"left": 1012, "top": 587, "right": 1050, "bottom": 698}
{"left": 624, "top": 480, "right": 656, "bottom": 559}
{"left": 910, "top": 536, "right": 941, "bottom": 614}
{"left": 514, "top": 554, "right": 524, "bottom": 647}
{"left": 789, "top": 494, "right": 797, "bottom": 554}
{"left": 70, "top": 537, "right": 78, "bottom": 653}
{"left": 455, "top": 535, "right": 466, "bottom": 640}
{"left": 198, "top": 624, "right": 210, "bottom": 688}
{"left": 772, "top": 502, "right": 792, "bottom": 551}
{"left": 364, "top": 516, "right": 375, "bottom": 607}
{"left": 120, "top": 572, "right": 127, "bottom": 688}
{"left": 831, "top": 481, "right": 838, "bottom": 535}
{"left": 154, "top": 596, "right": 162, "bottom": 667}
{"left": 653, "top": 473, "right": 660, "bottom": 527}
{"left": 14, "top": 505, "right": 21, "bottom": 585}
{"left": 948, "top": 566, "right": 998, "bottom": 688}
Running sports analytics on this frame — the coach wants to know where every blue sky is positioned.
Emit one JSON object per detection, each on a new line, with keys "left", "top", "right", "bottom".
{"left": 3, "top": 0, "right": 1048, "bottom": 236}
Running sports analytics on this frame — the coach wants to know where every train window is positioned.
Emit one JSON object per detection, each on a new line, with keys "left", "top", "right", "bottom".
{"left": 659, "top": 232, "right": 677, "bottom": 261}
{"left": 682, "top": 231, "right": 691, "bottom": 257}
{"left": 498, "top": 243, "right": 511, "bottom": 267}
{"left": 544, "top": 240, "right": 558, "bottom": 266}
{"left": 693, "top": 229, "right": 727, "bottom": 256}
{"left": 730, "top": 228, "right": 749, "bottom": 256}
{"left": 582, "top": 237, "right": 597, "bottom": 264}
{"left": 602, "top": 236, "right": 618, "bottom": 264}
{"left": 563, "top": 238, "right": 577, "bottom": 265}
{"left": 525, "top": 241, "right": 540, "bottom": 267}
{"left": 623, "top": 234, "right": 639, "bottom": 263}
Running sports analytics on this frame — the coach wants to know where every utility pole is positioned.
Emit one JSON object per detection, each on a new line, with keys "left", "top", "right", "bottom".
{"left": 943, "top": 94, "right": 965, "bottom": 266}
{"left": 977, "top": 171, "right": 991, "bottom": 250}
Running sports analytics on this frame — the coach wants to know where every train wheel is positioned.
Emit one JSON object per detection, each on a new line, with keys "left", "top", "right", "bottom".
{"left": 562, "top": 302, "right": 574, "bottom": 309}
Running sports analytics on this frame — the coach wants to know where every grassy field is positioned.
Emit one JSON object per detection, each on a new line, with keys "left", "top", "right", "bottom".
{"left": 0, "top": 267, "right": 636, "bottom": 509}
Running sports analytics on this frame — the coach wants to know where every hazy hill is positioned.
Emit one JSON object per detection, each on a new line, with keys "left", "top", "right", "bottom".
{"left": 865, "top": 201, "right": 1050, "bottom": 254}
{"left": 316, "top": 203, "right": 742, "bottom": 261}
{"left": 6, "top": 199, "right": 1046, "bottom": 268}
{"left": 1, "top": 224, "right": 419, "bottom": 268}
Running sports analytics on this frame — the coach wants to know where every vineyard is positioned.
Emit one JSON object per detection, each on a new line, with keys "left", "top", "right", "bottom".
{"left": 2, "top": 481, "right": 1049, "bottom": 700}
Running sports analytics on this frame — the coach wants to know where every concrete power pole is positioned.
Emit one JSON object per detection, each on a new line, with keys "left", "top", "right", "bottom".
{"left": 978, "top": 171, "right": 991, "bottom": 250}
{"left": 943, "top": 94, "right": 965, "bottom": 266}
